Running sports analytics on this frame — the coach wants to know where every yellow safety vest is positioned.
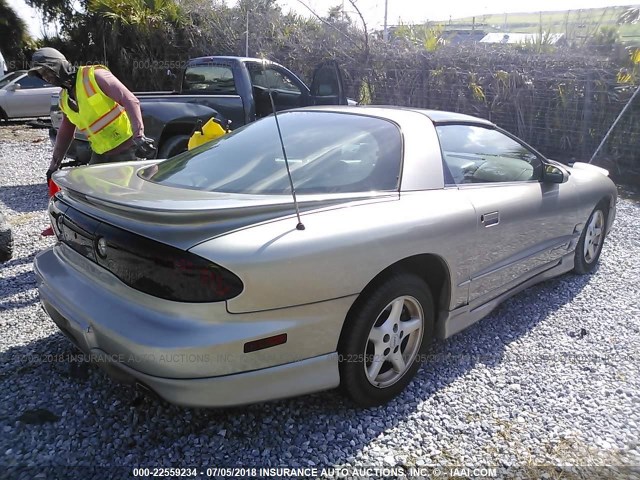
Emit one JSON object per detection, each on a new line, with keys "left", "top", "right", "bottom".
{"left": 60, "top": 65, "right": 133, "bottom": 154}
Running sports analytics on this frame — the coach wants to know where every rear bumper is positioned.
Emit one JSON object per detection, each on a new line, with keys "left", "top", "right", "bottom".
{"left": 35, "top": 245, "right": 347, "bottom": 406}
{"left": 45, "top": 298, "right": 339, "bottom": 407}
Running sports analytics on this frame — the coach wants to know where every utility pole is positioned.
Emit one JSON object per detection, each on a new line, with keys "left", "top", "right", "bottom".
{"left": 383, "top": 0, "right": 389, "bottom": 41}
{"left": 591, "top": 83, "right": 640, "bottom": 164}
{"left": 245, "top": 11, "right": 249, "bottom": 57}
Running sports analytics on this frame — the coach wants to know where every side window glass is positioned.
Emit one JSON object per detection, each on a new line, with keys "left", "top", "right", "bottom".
{"left": 16, "top": 76, "right": 49, "bottom": 89}
{"left": 249, "top": 66, "right": 301, "bottom": 94}
{"left": 182, "top": 64, "right": 236, "bottom": 94}
{"left": 436, "top": 125, "right": 542, "bottom": 184}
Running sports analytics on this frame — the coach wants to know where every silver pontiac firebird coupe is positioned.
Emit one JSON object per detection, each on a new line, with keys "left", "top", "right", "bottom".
{"left": 35, "top": 106, "right": 616, "bottom": 408}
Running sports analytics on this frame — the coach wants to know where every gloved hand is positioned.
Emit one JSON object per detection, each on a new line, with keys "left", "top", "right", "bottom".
{"left": 47, "top": 156, "right": 61, "bottom": 183}
{"left": 133, "top": 135, "right": 156, "bottom": 159}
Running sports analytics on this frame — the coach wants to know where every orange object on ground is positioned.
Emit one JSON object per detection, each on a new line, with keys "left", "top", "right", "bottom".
{"left": 42, "top": 179, "right": 59, "bottom": 236}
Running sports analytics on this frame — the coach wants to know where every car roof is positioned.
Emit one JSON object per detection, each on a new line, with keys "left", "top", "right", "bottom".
{"left": 0, "top": 70, "right": 26, "bottom": 79}
{"left": 414, "top": 109, "right": 494, "bottom": 125}
{"left": 188, "top": 56, "right": 280, "bottom": 65}
{"left": 294, "top": 105, "right": 495, "bottom": 127}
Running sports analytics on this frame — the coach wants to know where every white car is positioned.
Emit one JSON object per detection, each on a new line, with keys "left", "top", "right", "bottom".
{"left": 0, "top": 70, "right": 60, "bottom": 120}
{"left": 0, "top": 50, "right": 7, "bottom": 74}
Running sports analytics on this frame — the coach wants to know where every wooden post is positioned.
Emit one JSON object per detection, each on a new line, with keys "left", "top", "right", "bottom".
{"left": 583, "top": 73, "right": 593, "bottom": 158}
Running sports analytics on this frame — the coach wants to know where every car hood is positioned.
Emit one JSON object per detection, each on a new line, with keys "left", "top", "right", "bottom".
{"left": 568, "top": 161, "right": 609, "bottom": 177}
{"left": 52, "top": 161, "right": 397, "bottom": 249}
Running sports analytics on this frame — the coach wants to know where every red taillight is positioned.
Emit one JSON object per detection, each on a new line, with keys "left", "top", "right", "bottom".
{"left": 48, "top": 179, "right": 60, "bottom": 197}
{"left": 50, "top": 198, "right": 244, "bottom": 302}
{"left": 93, "top": 221, "right": 244, "bottom": 302}
{"left": 244, "top": 334, "right": 288, "bottom": 353}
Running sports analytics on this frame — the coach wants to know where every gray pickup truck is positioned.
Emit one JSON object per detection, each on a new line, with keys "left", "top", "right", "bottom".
{"left": 50, "top": 56, "right": 348, "bottom": 162}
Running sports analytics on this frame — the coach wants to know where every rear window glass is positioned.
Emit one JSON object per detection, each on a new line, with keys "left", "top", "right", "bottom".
{"left": 145, "top": 111, "right": 402, "bottom": 194}
{"left": 182, "top": 64, "right": 236, "bottom": 94}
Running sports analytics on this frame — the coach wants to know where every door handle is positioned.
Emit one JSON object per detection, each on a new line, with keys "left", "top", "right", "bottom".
{"left": 481, "top": 211, "right": 500, "bottom": 227}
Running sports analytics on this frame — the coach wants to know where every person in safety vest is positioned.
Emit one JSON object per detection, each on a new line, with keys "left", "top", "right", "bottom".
{"left": 28, "top": 48, "right": 156, "bottom": 183}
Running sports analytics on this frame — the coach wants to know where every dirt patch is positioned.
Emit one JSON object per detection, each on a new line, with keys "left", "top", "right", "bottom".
{"left": 18, "top": 408, "right": 60, "bottom": 425}
{"left": 0, "top": 121, "right": 49, "bottom": 143}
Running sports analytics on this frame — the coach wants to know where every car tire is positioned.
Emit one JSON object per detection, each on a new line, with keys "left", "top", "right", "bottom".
{"left": 0, "top": 107, "right": 8, "bottom": 122}
{"left": 158, "top": 134, "right": 190, "bottom": 159}
{"left": 573, "top": 201, "right": 609, "bottom": 275}
{"left": 0, "top": 212, "right": 13, "bottom": 263}
{"left": 338, "top": 274, "right": 434, "bottom": 407}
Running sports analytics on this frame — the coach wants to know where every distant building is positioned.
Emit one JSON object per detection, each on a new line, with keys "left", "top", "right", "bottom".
{"left": 375, "top": 25, "right": 488, "bottom": 45}
{"left": 480, "top": 33, "right": 566, "bottom": 46}
{"left": 441, "top": 29, "right": 487, "bottom": 45}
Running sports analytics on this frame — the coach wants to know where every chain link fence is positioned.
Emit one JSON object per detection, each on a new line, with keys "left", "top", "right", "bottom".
{"left": 334, "top": 45, "right": 640, "bottom": 185}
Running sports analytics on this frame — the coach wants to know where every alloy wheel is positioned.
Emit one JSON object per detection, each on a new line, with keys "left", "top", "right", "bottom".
{"left": 584, "top": 209, "right": 605, "bottom": 264}
{"left": 364, "top": 295, "right": 424, "bottom": 388}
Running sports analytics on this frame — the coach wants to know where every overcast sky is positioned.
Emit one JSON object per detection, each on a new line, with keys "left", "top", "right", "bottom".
{"left": 8, "top": 0, "right": 640, "bottom": 38}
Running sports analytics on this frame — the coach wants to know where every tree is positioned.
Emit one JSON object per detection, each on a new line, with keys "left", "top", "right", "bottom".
{"left": 618, "top": 7, "right": 640, "bottom": 25}
{"left": 0, "top": 0, "right": 35, "bottom": 70}
{"left": 25, "top": 0, "right": 81, "bottom": 26}
{"left": 63, "top": 0, "right": 192, "bottom": 89}
{"left": 588, "top": 26, "right": 621, "bottom": 53}
{"left": 89, "top": 0, "right": 186, "bottom": 30}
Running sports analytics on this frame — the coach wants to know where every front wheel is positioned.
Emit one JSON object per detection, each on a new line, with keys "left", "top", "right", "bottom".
{"left": 339, "top": 274, "right": 434, "bottom": 407}
{"left": 573, "top": 201, "right": 609, "bottom": 274}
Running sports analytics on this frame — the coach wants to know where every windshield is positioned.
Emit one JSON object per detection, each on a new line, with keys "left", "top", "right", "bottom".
{"left": 146, "top": 111, "right": 402, "bottom": 195}
{"left": 0, "top": 72, "right": 24, "bottom": 89}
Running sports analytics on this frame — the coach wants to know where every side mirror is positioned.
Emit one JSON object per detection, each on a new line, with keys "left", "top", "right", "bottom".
{"left": 543, "top": 164, "right": 569, "bottom": 184}
{"left": 7, "top": 83, "right": 20, "bottom": 92}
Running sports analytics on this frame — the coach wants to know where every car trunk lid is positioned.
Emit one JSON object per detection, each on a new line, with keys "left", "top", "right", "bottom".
{"left": 52, "top": 161, "right": 396, "bottom": 250}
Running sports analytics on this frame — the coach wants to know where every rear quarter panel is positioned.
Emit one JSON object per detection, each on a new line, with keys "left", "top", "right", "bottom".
{"left": 190, "top": 191, "right": 477, "bottom": 313}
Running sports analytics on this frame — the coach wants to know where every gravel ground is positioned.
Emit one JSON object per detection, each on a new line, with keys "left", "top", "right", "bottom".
{"left": 0, "top": 124, "right": 639, "bottom": 479}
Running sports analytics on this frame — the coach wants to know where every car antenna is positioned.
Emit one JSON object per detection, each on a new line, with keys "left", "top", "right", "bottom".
{"left": 261, "top": 59, "right": 305, "bottom": 231}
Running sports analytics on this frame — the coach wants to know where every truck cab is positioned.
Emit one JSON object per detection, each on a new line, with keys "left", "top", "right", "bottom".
{"left": 50, "top": 57, "right": 348, "bottom": 164}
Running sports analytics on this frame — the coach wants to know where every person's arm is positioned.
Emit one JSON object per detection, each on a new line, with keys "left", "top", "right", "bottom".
{"left": 94, "top": 68, "right": 144, "bottom": 138}
{"left": 49, "top": 114, "right": 76, "bottom": 174}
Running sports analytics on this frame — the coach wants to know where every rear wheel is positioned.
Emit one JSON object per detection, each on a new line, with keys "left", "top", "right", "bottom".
{"left": 158, "top": 134, "right": 189, "bottom": 159}
{"left": 339, "top": 274, "right": 434, "bottom": 407}
{"left": 0, "top": 212, "right": 13, "bottom": 263}
{"left": 574, "top": 201, "right": 609, "bottom": 274}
